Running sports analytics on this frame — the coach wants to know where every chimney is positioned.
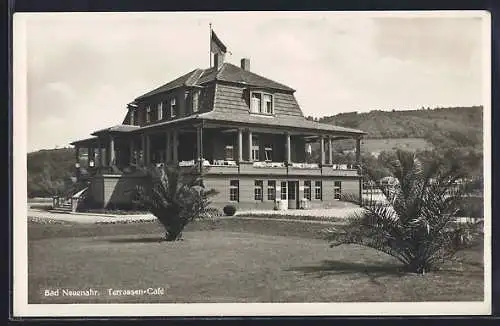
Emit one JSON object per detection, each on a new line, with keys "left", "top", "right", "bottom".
{"left": 241, "top": 58, "right": 250, "bottom": 71}
{"left": 214, "top": 53, "right": 225, "bottom": 70}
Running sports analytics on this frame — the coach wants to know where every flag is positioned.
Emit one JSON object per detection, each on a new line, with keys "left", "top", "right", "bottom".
{"left": 210, "top": 30, "right": 227, "bottom": 55}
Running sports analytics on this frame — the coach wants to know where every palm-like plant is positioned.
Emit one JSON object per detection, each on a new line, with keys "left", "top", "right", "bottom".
{"left": 325, "top": 150, "right": 482, "bottom": 274}
{"left": 134, "top": 166, "right": 219, "bottom": 241}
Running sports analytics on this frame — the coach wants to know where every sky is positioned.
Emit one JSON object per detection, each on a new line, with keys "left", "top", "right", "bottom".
{"left": 18, "top": 11, "right": 488, "bottom": 152}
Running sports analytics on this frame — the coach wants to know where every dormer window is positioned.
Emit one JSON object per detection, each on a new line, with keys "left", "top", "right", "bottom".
{"left": 157, "top": 102, "right": 163, "bottom": 120}
{"left": 250, "top": 91, "right": 273, "bottom": 115}
{"left": 251, "top": 93, "right": 261, "bottom": 113}
{"left": 170, "top": 98, "right": 177, "bottom": 118}
{"left": 192, "top": 90, "right": 200, "bottom": 113}
{"left": 146, "top": 105, "right": 151, "bottom": 123}
{"left": 263, "top": 94, "right": 273, "bottom": 114}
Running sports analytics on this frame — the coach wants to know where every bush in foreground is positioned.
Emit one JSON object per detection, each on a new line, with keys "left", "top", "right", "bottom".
{"left": 134, "top": 166, "right": 218, "bottom": 241}
{"left": 223, "top": 205, "right": 237, "bottom": 216}
{"left": 324, "top": 150, "right": 482, "bottom": 275}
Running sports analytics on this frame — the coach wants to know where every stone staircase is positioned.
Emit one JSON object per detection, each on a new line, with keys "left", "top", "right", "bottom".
{"left": 49, "top": 187, "right": 89, "bottom": 214}
{"left": 50, "top": 199, "right": 73, "bottom": 213}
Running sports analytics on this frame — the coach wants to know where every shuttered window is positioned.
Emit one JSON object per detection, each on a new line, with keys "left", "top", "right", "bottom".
{"left": 170, "top": 98, "right": 177, "bottom": 118}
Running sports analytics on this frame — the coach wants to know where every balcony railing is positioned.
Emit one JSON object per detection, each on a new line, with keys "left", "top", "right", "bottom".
{"left": 253, "top": 161, "right": 286, "bottom": 168}
{"left": 290, "top": 163, "right": 320, "bottom": 169}
{"left": 149, "top": 159, "right": 361, "bottom": 177}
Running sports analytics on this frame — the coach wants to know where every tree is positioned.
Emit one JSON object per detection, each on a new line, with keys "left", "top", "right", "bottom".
{"left": 361, "top": 153, "right": 390, "bottom": 181}
{"left": 134, "top": 166, "right": 219, "bottom": 241}
{"left": 324, "top": 150, "right": 481, "bottom": 274}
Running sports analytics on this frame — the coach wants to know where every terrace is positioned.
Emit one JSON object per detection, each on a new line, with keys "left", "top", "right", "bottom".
{"left": 71, "top": 123, "right": 363, "bottom": 178}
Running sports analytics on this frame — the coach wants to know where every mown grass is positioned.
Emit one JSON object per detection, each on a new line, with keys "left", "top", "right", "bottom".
{"left": 28, "top": 218, "right": 484, "bottom": 304}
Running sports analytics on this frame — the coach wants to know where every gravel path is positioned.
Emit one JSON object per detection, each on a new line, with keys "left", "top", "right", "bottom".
{"left": 235, "top": 207, "right": 362, "bottom": 219}
{"left": 27, "top": 209, "right": 157, "bottom": 224}
{"left": 27, "top": 206, "right": 360, "bottom": 225}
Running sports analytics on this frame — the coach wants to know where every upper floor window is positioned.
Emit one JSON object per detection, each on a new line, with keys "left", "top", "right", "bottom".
{"left": 225, "top": 145, "right": 234, "bottom": 160}
{"left": 162, "top": 100, "right": 169, "bottom": 119}
{"left": 170, "top": 98, "right": 177, "bottom": 118}
{"left": 251, "top": 136, "right": 260, "bottom": 161}
{"left": 157, "top": 102, "right": 163, "bottom": 120}
{"left": 192, "top": 90, "right": 200, "bottom": 113}
{"left": 146, "top": 105, "right": 151, "bottom": 123}
{"left": 264, "top": 144, "right": 273, "bottom": 162}
{"left": 250, "top": 91, "right": 273, "bottom": 115}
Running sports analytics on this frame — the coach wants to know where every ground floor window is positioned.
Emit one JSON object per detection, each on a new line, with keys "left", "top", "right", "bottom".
{"left": 267, "top": 180, "right": 276, "bottom": 200}
{"left": 334, "top": 181, "right": 342, "bottom": 200}
{"left": 229, "top": 180, "right": 239, "bottom": 202}
{"left": 254, "top": 180, "right": 263, "bottom": 201}
{"left": 304, "top": 180, "right": 312, "bottom": 200}
{"left": 280, "top": 181, "right": 287, "bottom": 200}
{"left": 315, "top": 181, "right": 322, "bottom": 200}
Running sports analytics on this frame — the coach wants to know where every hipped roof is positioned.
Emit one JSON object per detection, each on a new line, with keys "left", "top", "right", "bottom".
{"left": 135, "top": 62, "right": 295, "bottom": 101}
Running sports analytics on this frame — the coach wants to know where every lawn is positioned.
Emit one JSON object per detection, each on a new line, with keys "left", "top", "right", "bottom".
{"left": 28, "top": 218, "right": 484, "bottom": 304}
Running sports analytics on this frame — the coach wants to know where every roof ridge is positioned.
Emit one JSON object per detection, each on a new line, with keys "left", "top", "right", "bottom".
{"left": 214, "top": 62, "right": 229, "bottom": 80}
{"left": 217, "top": 62, "right": 295, "bottom": 92}
{"left": 185, "top": 68, "right": 204, "bottom": 86}
{"left": 135, "top": 68, "right": 200, "bottom": 100}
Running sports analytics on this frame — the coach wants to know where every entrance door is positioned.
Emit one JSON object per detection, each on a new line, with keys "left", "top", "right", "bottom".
{"left": 288, "top": 181, "right": 299, "bottom": 209}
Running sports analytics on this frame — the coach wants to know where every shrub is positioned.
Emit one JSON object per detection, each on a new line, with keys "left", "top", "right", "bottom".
{"left": 133, "top": 166, "right": 218, "bottom": 241}
{"left": 325, "top": 150, "right": 481, "bottom": 275}
{"left": 223, "top": 204, "right": 237, "bottom": 216}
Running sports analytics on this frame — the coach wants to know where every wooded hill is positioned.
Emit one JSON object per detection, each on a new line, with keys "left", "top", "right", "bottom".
{"left": 27, "top": 147, "right": 76, "bottom": 198}
{"left": 307, "top": 106, "right": 483, "bottom": 150}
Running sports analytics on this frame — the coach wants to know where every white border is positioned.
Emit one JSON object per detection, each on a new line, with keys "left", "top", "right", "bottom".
{"left": 13, "top": 10, "right": 492, "bottom": 317}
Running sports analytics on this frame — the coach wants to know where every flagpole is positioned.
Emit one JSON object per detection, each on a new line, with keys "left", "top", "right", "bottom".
{"left": 209, "top": 23, "right": 212, "bottom": 68}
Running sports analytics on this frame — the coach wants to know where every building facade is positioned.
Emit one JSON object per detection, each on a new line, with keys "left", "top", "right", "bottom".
{"left": 70, "top": 53, "right": 366, "bottom": 210}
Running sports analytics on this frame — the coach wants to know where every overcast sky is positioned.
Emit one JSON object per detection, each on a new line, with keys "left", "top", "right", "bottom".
{"left": 19, "top": 11, "right": 487, "bottom": 152}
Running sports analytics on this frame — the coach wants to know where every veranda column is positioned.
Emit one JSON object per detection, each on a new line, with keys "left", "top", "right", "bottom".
{"left": 286, "top": 132, "right": 291, "bottom": 164}
{"left": 145, "top": 134, "right": 151, "bottom": 166}
{"left": 97, "top": 138, "right": 104, "bottom": 167}
{"left": 166, "top": 131, "right": 172, "bottom": 164}
{"left": 87, "top": 147, "right": 92, "bottom": 167}
{"left": 320, "top": 136, "right": 325, "bottom": 166}
{"left": 74, "top": 146, "right": 80, "bottom": 166}
{"left": 172, "top": 130, "right": 178, "bottom": 164}
{"left": 238, "top": 128, "right": 243, "bottom": 162}
{"left": 355, "top": 137, "right": 361, "bottom": 165}
{"left": 109, "top": 135, "right": 115, "bottom": 166}
{"left": 328, "top": 136, "right": 333, "bottom": 165}
{"left": 140, "top": 134, "right": 146, "bottom": 166}
{"left": 356, "top": 137, "right": 362, "bottom": 204}
{"left": 196, "top": 125, "right": 203, "bottom": 172}
{"left": 129, "top": 138, "right": 135, "bottom": 165}
{"left": 248, "top": 130, "right": 253, "bottom": 161}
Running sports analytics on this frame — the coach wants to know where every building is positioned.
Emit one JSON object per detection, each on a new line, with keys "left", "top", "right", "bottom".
{"left": 70, "top": 50, "right": 366, "bottom": 210}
